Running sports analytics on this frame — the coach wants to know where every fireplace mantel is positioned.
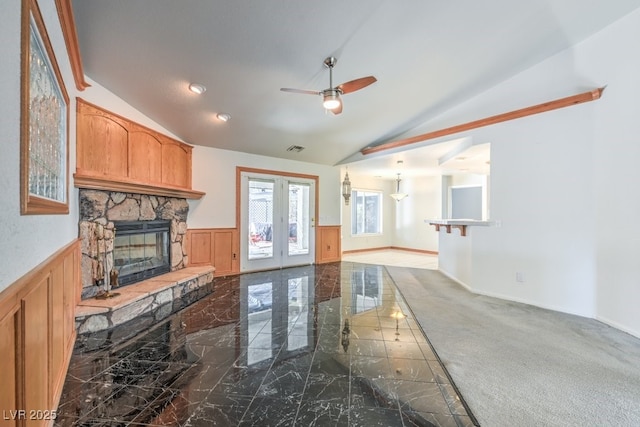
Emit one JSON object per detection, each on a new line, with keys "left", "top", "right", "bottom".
{"left": 75, "top": 99, "right": 206, "bottom": 200}
{"left": 74, "top": 173, "right": 205, "bottom": 199}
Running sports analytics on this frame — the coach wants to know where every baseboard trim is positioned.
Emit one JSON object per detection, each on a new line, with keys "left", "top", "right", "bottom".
{"left": 596, "top": 315, "right": 640, "bottom": 340}
{"left": 438, "top": 269, "right": 473, "bottom": 292}
{"left": 342, "top": 246, "right": 438, "bottom": 255}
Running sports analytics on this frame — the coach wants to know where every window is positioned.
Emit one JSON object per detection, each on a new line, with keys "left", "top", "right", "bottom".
{"left": 351, "top": 190, "right": 382, "bottom": 235}
{"left": 21, "top": 0, "right": 70, "bottom": 215}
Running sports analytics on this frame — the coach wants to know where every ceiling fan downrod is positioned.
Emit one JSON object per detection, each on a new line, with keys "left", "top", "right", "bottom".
{"left": 324, "top": 56, "right": 337, "bottom": 90}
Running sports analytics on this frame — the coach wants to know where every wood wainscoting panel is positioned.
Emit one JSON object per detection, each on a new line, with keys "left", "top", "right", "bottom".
{"left": 0, "top": 311, "right": 17, "bottom": 427}
{"left": 22, "top": 278, "right": 50, "bottom": 415}
{"left": 0, "top": 239, "right": 80, "bottom": 425}
{"left": 316, "top": 226, "right": 341, "bottom": 264}
{"left": 188, "top": 230, "right": 212, "bottom": 266}
{"left": 187, "top": 229, "right": 239, "bottom": 276}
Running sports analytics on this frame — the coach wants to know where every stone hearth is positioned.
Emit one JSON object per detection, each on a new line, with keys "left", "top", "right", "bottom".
{"left": 75, "top": 265, "right": 215, "bottom": 334}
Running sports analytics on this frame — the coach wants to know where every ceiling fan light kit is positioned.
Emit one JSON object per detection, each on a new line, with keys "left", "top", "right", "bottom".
{"left": 322, "top": 89, "right": 341, "bottom": 110}
{"left": 281, "top": 56, "right": 376, "bottom": 115}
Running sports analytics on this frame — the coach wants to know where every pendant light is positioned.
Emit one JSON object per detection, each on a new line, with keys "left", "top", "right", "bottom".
{"left": 390, "top": 173, "right": 408, "bottom": 202}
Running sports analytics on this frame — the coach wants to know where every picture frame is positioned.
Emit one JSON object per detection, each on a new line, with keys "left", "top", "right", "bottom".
{"left": 20, "top": 0, "right": 70, "bottom": 215}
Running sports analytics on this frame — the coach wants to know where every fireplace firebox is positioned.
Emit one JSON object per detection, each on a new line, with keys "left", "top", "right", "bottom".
{"left": 113, "top": 220, "right": 171, "bottom": 286}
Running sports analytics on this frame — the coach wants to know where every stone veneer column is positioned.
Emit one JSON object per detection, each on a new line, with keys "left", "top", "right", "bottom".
{"left": 79, "top": 189, "right": 190, "bottom": 299}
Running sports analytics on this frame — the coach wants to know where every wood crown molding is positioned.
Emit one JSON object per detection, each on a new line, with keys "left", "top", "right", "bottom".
{"left": 74, "top": 174, "right": 205, "bottom": 199}
{"left": 361, "top": 87, "right": 605, "bottom": 155}
{"left": 55, "top": 0, "right": 90, "bottom": 91}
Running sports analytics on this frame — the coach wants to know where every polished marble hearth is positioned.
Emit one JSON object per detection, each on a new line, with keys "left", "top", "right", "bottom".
{"left": 56, "top": 262, "right": 476, "bottom": 426}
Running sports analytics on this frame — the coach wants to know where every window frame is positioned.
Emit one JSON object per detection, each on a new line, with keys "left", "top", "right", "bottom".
{"left": 350, "top": 189, "right": 383, "bottom": 236}
{"left": 20, "top": 0, "right": 70, "bottom": 215}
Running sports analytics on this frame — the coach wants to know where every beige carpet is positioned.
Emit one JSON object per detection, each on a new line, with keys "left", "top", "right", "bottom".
{"left": 385, "top": 266, "right": 640, "bottom": 427}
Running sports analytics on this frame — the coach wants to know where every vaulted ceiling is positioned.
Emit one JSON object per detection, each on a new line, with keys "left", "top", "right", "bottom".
{"left": 72, "top": 0, "right": 640, "bottom": 175}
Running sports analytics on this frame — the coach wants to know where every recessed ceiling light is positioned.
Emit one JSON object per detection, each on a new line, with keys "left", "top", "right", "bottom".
{"left": 216, "top": 113, "right": 231, "bottom": 122}
{"left": 188, "top": 83, "right": 206, "bottom": 94}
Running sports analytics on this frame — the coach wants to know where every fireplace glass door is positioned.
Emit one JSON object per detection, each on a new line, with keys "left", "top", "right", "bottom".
{"left": 114, "top": 220, "right": 171, "bottom": 286}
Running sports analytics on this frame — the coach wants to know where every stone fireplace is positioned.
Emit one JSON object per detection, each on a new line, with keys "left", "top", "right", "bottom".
{"left": 79, "top": 189, "right": 189, "bottom": 299}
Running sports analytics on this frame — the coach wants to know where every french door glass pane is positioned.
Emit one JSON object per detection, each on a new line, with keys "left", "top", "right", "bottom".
{"left": 287, "top": 276, "right": 309, "bottom": 351}
{"left": 288, "top": 183, "right": 310, "bottom": 256}
{"left": 247, "top": 282, "right": 273, "bottom": 365}
{"left": 248, "top": 179, "right": 274, "bottom": 260}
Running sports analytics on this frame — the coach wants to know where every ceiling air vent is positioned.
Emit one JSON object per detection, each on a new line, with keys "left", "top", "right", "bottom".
{"left": 286, "top": 145, "right": 305, "bottom": 152}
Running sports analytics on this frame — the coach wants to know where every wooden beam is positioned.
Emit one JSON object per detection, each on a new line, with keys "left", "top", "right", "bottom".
{"left": 361, "top": 87, "right": 605, "bottom": 156}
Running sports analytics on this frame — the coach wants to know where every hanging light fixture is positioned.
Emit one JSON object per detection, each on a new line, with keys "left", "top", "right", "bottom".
{"left": 322, "top": 89, "right": 341, "bottom": 110}
{"left": 342, "top": 169, "right": 352, "bottom": 205}
{"left": 390, "top": 173, "right": 408, "bottom": 202}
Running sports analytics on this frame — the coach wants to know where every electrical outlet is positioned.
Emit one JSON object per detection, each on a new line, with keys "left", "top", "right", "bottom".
{"left": 516, "top": 272, "right": 525, "bottom": 283}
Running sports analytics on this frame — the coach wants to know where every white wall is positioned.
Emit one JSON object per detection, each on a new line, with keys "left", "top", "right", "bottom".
{"left": 79, "top": 77, "right": 185, "bottom": 141}
{"left": 588, "top": 9, "right": 640, "bottom": 337}
{"left": 473, "top": 110, "right": 596, "bottom": 317}
{"left": 428, "top": 8, "right": 640, "bottom": 336}
{"left": 393, "top": 175, "right": 441, "bottom": 252}
{"left": 340, "top": 173, "right": 394, "bottom": 251}
{"left": 0, "top": 0, "right": 79, "bottom": 292}
{"left": 341, "top": 173, "right": 442, "bottom": 253}
{"left": 187, "top": 147, "right": 340, "bottom": 229}
{"left": 438, "top": 230, "right": 473, "bottom": 287}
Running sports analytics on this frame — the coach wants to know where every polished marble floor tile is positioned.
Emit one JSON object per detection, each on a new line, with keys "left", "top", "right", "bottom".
{"left": 56, "top": 262, "right": 476, "bottom": 426}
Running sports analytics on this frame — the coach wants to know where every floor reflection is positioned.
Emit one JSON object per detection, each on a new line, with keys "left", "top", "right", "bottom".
{"left": 56, "top": 263, "right": 475, "bottom": 427}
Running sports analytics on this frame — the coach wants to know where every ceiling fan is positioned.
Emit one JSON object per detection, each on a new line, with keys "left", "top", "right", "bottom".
{"left": 280, "top": 57, "right": 377, "bottom": 115}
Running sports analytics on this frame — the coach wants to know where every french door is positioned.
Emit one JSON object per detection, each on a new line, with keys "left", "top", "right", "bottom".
{"left": 240, "top": 172, "right": 315, "bottom": 272}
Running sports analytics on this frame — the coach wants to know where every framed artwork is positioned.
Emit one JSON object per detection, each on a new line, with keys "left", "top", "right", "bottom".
{"left": 20, "top": 0, "right": 70, "bottom": 215}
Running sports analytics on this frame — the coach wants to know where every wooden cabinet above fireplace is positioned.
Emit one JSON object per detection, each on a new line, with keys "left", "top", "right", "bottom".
{"left": 74, "top": 98, "right": 205, "bottom": 199}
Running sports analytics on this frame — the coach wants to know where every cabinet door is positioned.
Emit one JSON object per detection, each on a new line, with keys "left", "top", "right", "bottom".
{"left": 317, "top": 226, "right": 341, "bottom": 263}
{"left": 161, "top": 142, "right": 191, "bottom": 188}
{"left": 212, "top": 229, "right": 238, "bottom": 276}
{"left": 77, "top": 113, "right": 128, "bottom": 177}
{"left": 129, "top": 131, "right": 162, "bottom": 183}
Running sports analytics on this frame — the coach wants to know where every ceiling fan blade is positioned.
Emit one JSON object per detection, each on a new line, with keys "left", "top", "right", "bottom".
{"left": 337, "top": 76, "right": 377, "bottom": 94}
{"left": 280, "top": 88, "right": 321, "bottom": 96}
